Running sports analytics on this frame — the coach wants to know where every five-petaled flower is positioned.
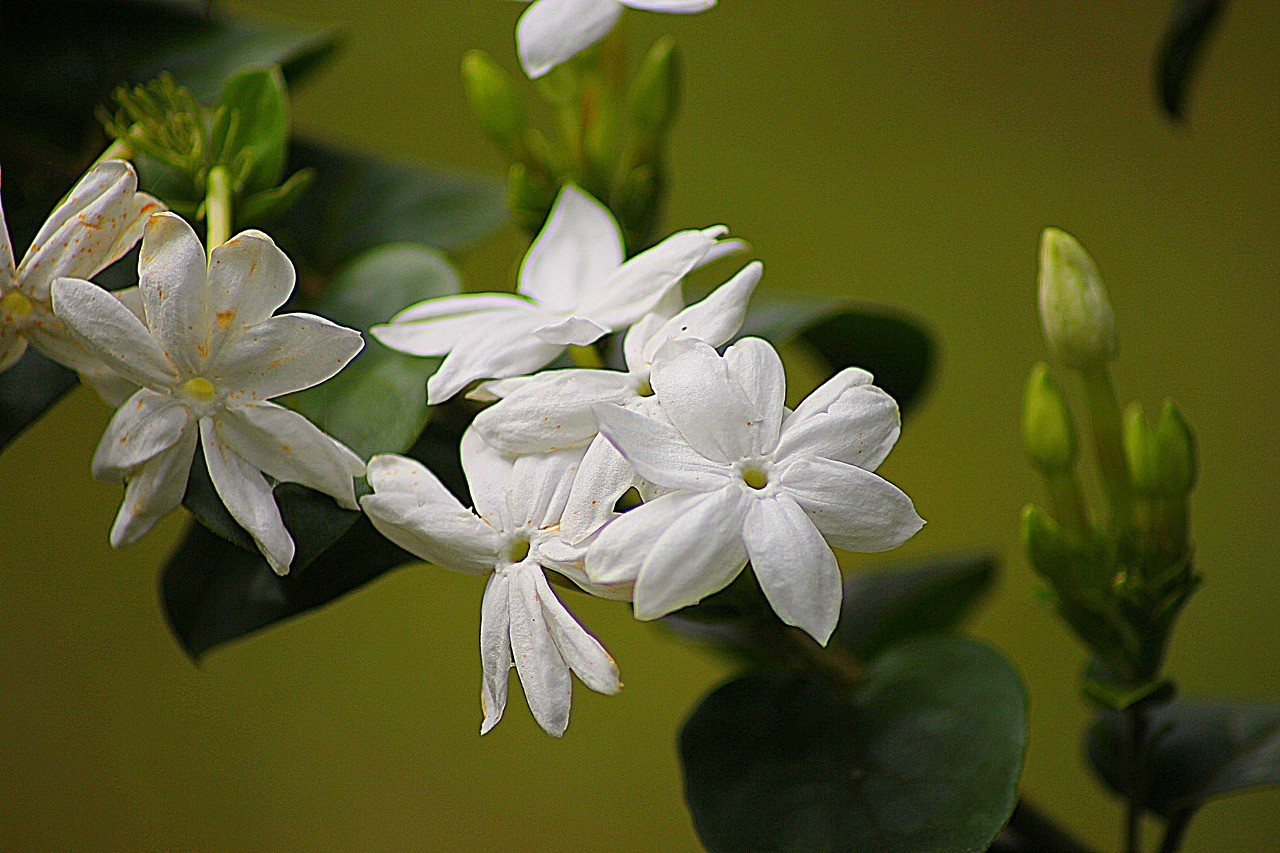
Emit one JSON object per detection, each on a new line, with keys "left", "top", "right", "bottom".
{"left": 0, "top": 160, "right": 162, "bottom": 400}
{"left": 361, "top": 429, "right": 624, "bottom": 737}
{"left": 371, "top": 184, "right": 740, "bottom": 404}
{"left": 516, "top": 0, "right": 716, "bottom": 79}
{"left": 50, "top": 212, "right": 365, "bottom": 574}
{"left": 586, "top": 336, "right": 924, "bottom": 645}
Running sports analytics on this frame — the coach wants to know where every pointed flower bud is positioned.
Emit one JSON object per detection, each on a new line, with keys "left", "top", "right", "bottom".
{"left": 1022, "top": 362, "right": 1077, "bottom": 472}
{"left": 463, "top": 50, "right": 528, "bottom": 160}
{"left": 1021, "top": 504, "right": 1074, "bottom": 589}
{"left": 1155, "top": 400, "right": 1197, "bottom": 498}
{"left": 1124, "top": 402, "right": 1162, "bottom": 498}
{"left": 629, "top": 37, "right": 682, "bottom": 156}
{"left": 1038, "top": 228, "right": 1118, "bottom": 371}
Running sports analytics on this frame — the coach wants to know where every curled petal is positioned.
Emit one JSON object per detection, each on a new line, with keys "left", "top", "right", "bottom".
{"left": 424, "top": 312, "right": 564, "bottom": 404}
{"left": 641, "top": 261, "right": 762, "bottom": 364}
{"left": 621, "top": 0, "right": 716, "bottom": 10}
{"left": 517, "top": 0, "right": 623, "bottom": 79}
{"left": 509, "top": 565, "right": 573, "bottom": 736}
{"left": 200, "top": 418, "right": 294, "bottom": 575}
{"left": 480, "top": 572, "right": 512, "bottom": 734}
{"left": 776, "top": 378, "right": 900, "bottom": 471}
{"left": 650, "top": 337, "right": 760, "bottom": 463}
{"left": 535, "top": 569, "right": 620, "bottom": 695}
{"left": 109, "top": 426, "right": 198, "bottom": 548}
{"left": 366, "top": 452, "right": 462, "bottom": 505}
{"left": 532, "top": 315, "right": 609, "bottom": 347}
{"left": 137, "top": 212, "right": 209, "bottom": 376}
{"left": 51, "top": 277, "right": 177, "bottom": 388}
{"left": 361, "top": 491, "right": 498, "bottom": 576}
{"left": 592, "top": 402, "right": 731, "bottom": 491}
{"left": 560, "top": 433, "right": 638, "bottom": 543}
{"left": 742, "top": 494, "right": 842, "bottom": 645}
{"left": 374, "top": 295, "right": 535, "bottom": 356}
{"left": 779, "top": 456, "right": 924, "bottom": 552}
{"left": 92, "top": 388, "right": 190, "bottom": 482}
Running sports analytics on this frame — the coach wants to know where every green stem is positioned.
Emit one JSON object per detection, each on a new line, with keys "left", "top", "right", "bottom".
{"left": 96, "top": 138, "right": 133, "bottom": 165}
{"left": 1157, "top": 810, "right": 1194, "bottom": 853}
{"left": 205, "top": 165, "right": 233, "bottom": 258}
{"left": 1124, "top": 705, "right": 1149, "bottom": 853}
{"left": 1046, "top": 468, "right": 1091, "bottom": 543}
{"left": 1081, "top": 366, "right": 1131, "bottom": 528}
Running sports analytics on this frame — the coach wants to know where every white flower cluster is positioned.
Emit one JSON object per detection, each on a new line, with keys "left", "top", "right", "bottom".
{"left": 366, "top": 186, "right": 924, "bottom": 736}
{"left": 12, "top": 158, "right": 921, "bottom": 738}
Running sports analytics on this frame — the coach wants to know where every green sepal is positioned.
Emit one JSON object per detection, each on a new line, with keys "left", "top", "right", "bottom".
{"left": 211, "top": 65, "right": 289, "bottom": 195}
{"left": 236, "top": 167, "right": 314, "bottom": 228}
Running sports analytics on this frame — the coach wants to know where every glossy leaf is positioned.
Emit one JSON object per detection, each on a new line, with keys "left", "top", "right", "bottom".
{"left": 741, "top": 301, "right": 934, "bottom": 416}
{"left": 835, "top": 551, "right": 998, "bottom": 660}
{"left": 680, "top": 636, "right": 1027, "bottom": 852}
{"left": 1086, "top": 697, "right": 1280, "bottom": 819}
{"left": 162, "top": 400, "right": 474, "bottom": 659}
{"left": 213, "top": 66, "right": 289, "bottom": 194}
{"left": 0, "top": 349, "right": 78, "bottom": 454}
{"left": 1156, "top": 0, "right": 1227, "bottom": 121}
{"left": 286, "top": 244, "right": 461, "bottom": 459}
{"left": 273, "top": 140, "right": 508, "bottom": 277}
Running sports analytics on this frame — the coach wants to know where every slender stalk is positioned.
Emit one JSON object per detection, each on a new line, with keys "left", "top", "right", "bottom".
{"left": 1124, "top": 705, "right": 1149, "bottom": 853}
{"left": 1157, "top": 810, "right": 1194, "bottom": 853}
{"left": 1080, "top": 366, "right": 1132, "bottom": 529}
{"left": 1046, "top": 468, "right": 1091, "bottom": 543}
{"left": 204, "top": 164, "right": 233, "bottom": 258}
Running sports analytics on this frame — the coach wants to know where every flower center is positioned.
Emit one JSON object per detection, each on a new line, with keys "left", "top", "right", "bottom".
{"left": 1, "top": 290, "right": 34, "bottom": 318}
{"left": 506, "top": 535, "right": 531, "bottom": 564}
{"left": 635, "top": 376, "right": 655, "bottom": 398}
{"left": 741, "top": 465, "right": 768, "bottom": 490}
{"left": 180, "top": 377, "right": 217, "bottom": 403}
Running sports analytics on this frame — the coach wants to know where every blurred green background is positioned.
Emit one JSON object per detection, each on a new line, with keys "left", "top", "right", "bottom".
{"left": 1, "top": 1, "right": 1277, "bottom": 849}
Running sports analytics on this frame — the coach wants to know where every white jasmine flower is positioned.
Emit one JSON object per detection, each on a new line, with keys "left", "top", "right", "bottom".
{"left": 471, "top": 260, "right": 763, "bottom": 541}
{"left": 371, "top": 184, "right": 740, "bottom": 404}
{"left": 586, "top": 337, "right": 924, "bottom": 644}
{"left": 50, "top": 212, "right": 365, "bottom": 573}
{"left": 360, "top": 428, "right": 622, "bottom": 737}
{"left": 517, "top": 0, "right": 716, "bottom": 79}
{"left": 0, "top": 160, "right": 162, "bottom": 398}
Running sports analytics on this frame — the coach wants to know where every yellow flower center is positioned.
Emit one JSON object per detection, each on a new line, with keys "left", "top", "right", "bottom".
{"left": 635, "top": 377, "right": 655, "bottom": 398}
{"left": 507, "top": 536, "right": 532, "bottom": 564}
{"left": 2, "top": 290, "right": 34, "bottom": 318}
{"left": 742, "top": 466, "right": 769, "bottom": 490}
{"left": 181, "top": 377, "right": 217, "bottom": 403}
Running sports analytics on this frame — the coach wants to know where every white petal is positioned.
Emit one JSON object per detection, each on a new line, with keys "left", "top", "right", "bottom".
{"left": 649, "top": 337, "right": 759, "bottom": 463}
{"left": 216, "top": 403, "right": 364, "bottom": 509}
{"left": 776, "top": 377, "right": 900, "bottom": 471}
{"left": 622, "top": 311, "right": 668, "bottom": 372}
{"left": 621, "top": 0, "right": 715, "bottom": 10}
{"left": 784, "top": 366, "right": 873, "bottom": 426}
{"left": 203, "top": 229, "right": 298, "bottom": 359}
{"left": 374, "top": 294, "right": 535, "bottom": 356}
{"left": 586, "top": 488, "right": 748, "bottom": 610}
{"left": 0, "top": 326, "right": 26, "bottom": 374}
{"left": 214, "top": 313, "right": 363, "bottom": 401}
{"left": 424, "top": 311, "right": 565, "bottom": 404}
{"left": 531, "top": 314, "right": 609, "bottom": 347}
{"left": 507, "top": 445, "right": 587, "bottom": 530}
{"left": 779, "top": 456, "right": 924, "bottom": 552}
{"left": 534, "top": 569, "right": 620, "bottom": 694}
{"left": 509, "top": 565, "right": 573, "bottom": 736}
{"left": 461, "top": 425, "right": 516, "bottom": 528}
{"left": 641, "top": 261, "right": 762, "bottom": 364}
{"left": 742, "top": 494, "right": 842, "bottom": 645}
{"left": 560, "top": 432, "right": 638, "bottom": 542}
{"left": 592, "top": 402, "right": 731, "bottom": 491}
{"left": 200, "top": 418, "right": 294, "bottom": 575}
{"left": 724, "top": 336, "right": 786, "bottom": 454}
{"left": 366, "top": 452, "right": 460, "bottom": 504}
{"left": 467, "top": 375, "right": 535, "bottom": 402}
{"left": 50, "top": 277, "right": 177, "bottom": 388}
{"left": 578, "top": 226, "right": 731, "bottom": 330}
{"left": 517, "top": 0, "right": 623, "bottom": 79}
{"left": 136, "top": 212, "right": 210, "bottom": 375}
{"left": 18, "top": 161, "right": 162, "bottom": 299}
{"left": 92, "top": 388, "right": 190, "bottom": 482}
{"left": 480, "top": 572, "right": 512, "bottom": 735}
{"left": 472, "top": 368, "right": 630, "bottom": 454}
{"left": 109, "top": 426, "right": 198, "bottom": 547}
{"left": 361, "top": 491, "right": 498, "bottom": 575}
{"left": 518, "top": 185, "right": 623, "bottom": 310}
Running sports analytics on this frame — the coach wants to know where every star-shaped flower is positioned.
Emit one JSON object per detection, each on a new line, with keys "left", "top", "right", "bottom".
{"left": 371, "top": 184, "right": 740, "bottom": 404}
{"left": 471, "top": 260, "right": 762, "bottom": 541}
{"left": 0, "top": 160, "right": 162, "bottom": 397}
{"left": 517, "top": 0, "right": 716, "bottom": 79}
{"left": 50, "top": 212, "right": 365, "bottom": 573}
{"left": 361, "top": 428, "right": 623, "bottom": 736}
{"left": 586, "top": 337, "right": 925, "bottom": 644}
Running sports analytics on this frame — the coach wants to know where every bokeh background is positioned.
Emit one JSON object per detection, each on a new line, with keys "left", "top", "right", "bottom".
{"left": 2, "top": 1, "right": 1277, "bottom": 849}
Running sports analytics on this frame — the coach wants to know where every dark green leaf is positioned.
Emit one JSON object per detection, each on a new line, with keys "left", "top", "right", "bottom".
{"left": 742, "top": 301, "right": 934, "bottom": 416}
{"left": 835, "top": 551, "right": 998, "bottom": 660}
{"left": 273, "top": 139, "right": 508, "bottom": 276}
{"left": 680, "top": 636, "right": 1027, "bottom": 852}
{"left": 0, "top": 348, "right": 78, "bottom": 453}
{"left": 286, "top": 244, "right": 461, "bottom": 459}
{"left": 163, "top": 400, "right": 474, "bottom": 659}
{"left": 214, "top": 66, "right": 289, "bottom": 194}
{"left": 1156, "top": 0, "right": 1227, "bottom": 121}
{"left": 1086, "top": 697, "right": 1280, "bottom": 819}
{"left": 236, "top": 167, "right": 314, "bottom": 228}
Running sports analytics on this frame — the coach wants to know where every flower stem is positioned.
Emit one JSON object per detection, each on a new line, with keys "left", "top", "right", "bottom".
{"left": 1123, "top": 704, "right": 1149, "bottom": 853}
{"left": 1046, "top": 468, "right": 1091, "bottom": 543}
{"left": 205, "top": 164, "right": 233, "bottom": 259}
{"left": 1157, "top": 809, "right": 1194, "bottom": 853}
{"left": 1080, "top": 366, "right": 1132, "bottom": 529}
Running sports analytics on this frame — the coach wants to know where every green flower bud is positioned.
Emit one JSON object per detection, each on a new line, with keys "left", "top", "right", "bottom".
{"left": 506, "top": 162, "right": 557, "bottom": 235}
{"left": 1123, "top": 402, "right": 1162, "bottom": 498}
{"left": 628, "top": 37, "right": 681, "bottom": 158}
{"left": 1038, "top": 228, "right": 1118, "bottom": 371}
{"left": 1155, "top": 400, "right": 1197, "bottom": 498}
{"left": 1022, "top": 362, "right": 1077, "bottom": 472}
{"left": 1021, "top": 504, "right": 1074, "bottom": 589}
{"left": 462, "top": 50, "right": 527, "bottom": 160}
